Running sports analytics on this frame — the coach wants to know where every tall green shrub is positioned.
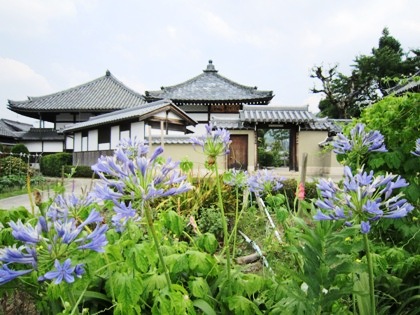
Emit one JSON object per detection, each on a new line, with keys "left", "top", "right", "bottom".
{"left": 359, "top": 93, "right": 420, "bottom": 202}
{"left": 40, "top": 153, "right": 72, "bottom": 177}
{"left": 0, "top": 156, "right": 27, "bottom": 176}
{"left": 10, "top": 143, "right": 30, "bottom": 162}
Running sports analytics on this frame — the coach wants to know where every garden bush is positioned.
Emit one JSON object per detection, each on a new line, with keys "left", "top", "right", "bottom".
{"left": 0, "top": 156, "right": 28, "bottom": 176}
{"left": 63, "top": 165, "right": 96, "bottom": 178}
{"left": 40, "top": 153, "right": 72, "bottom": 177}
{"left": 10, "top": 144, "right": 29, "bottom": 162}
{"left": 0, "top": 123, "right": 418, "bottom": 314}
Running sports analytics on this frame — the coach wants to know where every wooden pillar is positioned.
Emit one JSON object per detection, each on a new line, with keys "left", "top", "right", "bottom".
{"left": 289, "top": 126, "right": 298, "bottom": 171}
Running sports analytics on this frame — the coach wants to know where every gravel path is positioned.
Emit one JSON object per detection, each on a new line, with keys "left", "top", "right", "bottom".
{"left": 0, "top": 177, "right": 97, "bottom": 211}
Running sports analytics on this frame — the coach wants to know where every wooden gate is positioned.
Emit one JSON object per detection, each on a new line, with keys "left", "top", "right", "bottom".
{"left": 228, "top": 135, "right": 248, "bottom": 170}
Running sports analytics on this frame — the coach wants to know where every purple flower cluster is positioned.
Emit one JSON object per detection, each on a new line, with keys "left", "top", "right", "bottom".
{"left": 0, "top": 194, "right": 107, "bottom": 285}
{"left": 190, "top": 123, "right": 231, "bottom": 166}
{"left": 223, "top": 168, "right": 285, "bottom": 196}
{"left": 91, "top": 139, "right": 192, "bottom": 231}
{"left": 411, "top": 138, "right": 420, "bottom": 157}
{"left": 333, "top": 123, "right": 387, "bottom": 155}
{"left": 247, "top": 169, "right": 285, "bottom": 196}
{"left": 223, "top": 169, "right": 249, "bottom": 188}
{"left": 314, "top": 166, "right": 414, "bottom": 233}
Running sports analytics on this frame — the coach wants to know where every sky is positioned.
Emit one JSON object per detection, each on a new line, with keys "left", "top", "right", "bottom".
{"left": 1, "top": 0, "right": 419, "bottom": 127}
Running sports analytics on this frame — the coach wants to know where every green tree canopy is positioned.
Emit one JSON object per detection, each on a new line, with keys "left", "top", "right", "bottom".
{"left": 312, "top": 28, "right": 419, "bottom": 118}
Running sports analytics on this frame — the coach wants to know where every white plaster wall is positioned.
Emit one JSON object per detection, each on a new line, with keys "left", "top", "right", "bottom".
{"left": 188, "top": 113, "right": 208, "bottom": 121}
{"left": 82, "top": 137, "right": 88, "bottom": 151}
{"left": 98, "top": 143, "right": 110, "bottom": 150}
{"left": 66, "top": 136, "right": 74, "bottom": 150}
{"left": 74, "top": 133, "right": 82, "bottom": 152}
{"left": 24, "top": 142, "right": 42, "bottom": 152}
{"left": 88, "top": 130, "right": 98, "bottom": 151}
{"left": 131, "top": 121, "right": 145, "bottom": 140}
{"left": 120, "top": 130, "right": 130, "bottom": 140}
{"left": 43, "top": 142, "right": 63, "bottom": 152}
{"left": 111, "top": 126, "right": 120, "bottom": 149}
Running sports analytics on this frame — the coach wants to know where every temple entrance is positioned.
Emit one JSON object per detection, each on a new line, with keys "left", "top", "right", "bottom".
{"left": 228, "top": 135, "right": 248, "bottom": 170}
{"left": 257, "top": 128, "right": 296, "bottom": 170}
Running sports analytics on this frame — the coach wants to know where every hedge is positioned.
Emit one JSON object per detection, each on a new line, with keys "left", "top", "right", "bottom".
{"left": 40, "top": 153, "right": 72, "bottom": 177}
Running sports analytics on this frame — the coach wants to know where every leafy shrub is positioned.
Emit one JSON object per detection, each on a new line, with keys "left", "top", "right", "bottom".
{"left": 40, "top": 153, "right": 72, "bottom": 177}
{"left": 281, "top": 178, "right": 318, "bottom": 206}
{"left": 0, "top": 156, "right": 28, "bottom": 176}
{"left": 258, "top": 148, "right": 274, "bottom": 167}
{"left": 10, "top": 144, "right": 29, "bottom": 162}
{"left": 63, "top": 165, "right": 96, "bottom": 178}
{"left": 197, "top": 205, "right": 224, "bottom": 239}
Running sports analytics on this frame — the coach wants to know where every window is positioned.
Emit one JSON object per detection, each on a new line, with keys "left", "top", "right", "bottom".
{"left": 98, "top": 126, "right": 111, "bottom": 144}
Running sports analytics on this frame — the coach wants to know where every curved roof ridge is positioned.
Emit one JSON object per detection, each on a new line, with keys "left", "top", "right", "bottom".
{"left": 10, "top": 71, "right": 144, "bottom": 105}
{"left": 242, "top": 104, "right": 309, "bottom": 111}
{"left": 145, "top": 60, "right": 273, "bottom": 103}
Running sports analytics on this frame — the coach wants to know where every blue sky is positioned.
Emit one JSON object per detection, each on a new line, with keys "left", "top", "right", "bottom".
{"left": 1, "top": 0, "right": 419, "bottom": 126}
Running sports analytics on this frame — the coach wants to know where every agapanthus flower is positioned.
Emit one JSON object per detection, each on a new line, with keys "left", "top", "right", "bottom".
{"left": 0, "top": 265, "right": 32, "bottom": 285}
{"left": 411, "top": 138, "right": 420, "bottom": 157}
{"left": 314, "top": 166, "right": 413, "bottom": 233}
{"left": 91, "top": 138, "right": 192, "bottom": 230}
{"left": 190, "top": 123, "right": 231, "bottom": 166}
{"left": 0, "top": 245, "right": 37, "bottom": 267}
{"left": 223, "top": 169, "right": 249, "bottom": 188}
{"left": 9, "top": 220, "right": 43, "bottom": 244}
{"left": 333, "top": 123, "right": 387, "bottom": 155}
{"left": 43, "top": 259, "right": 76, "bottom": 284}
{"left": 0, "top": 194, "right": 108, "bottom": 286}
{"left": 247, "top": 169, "right": 284, "bottom": 196}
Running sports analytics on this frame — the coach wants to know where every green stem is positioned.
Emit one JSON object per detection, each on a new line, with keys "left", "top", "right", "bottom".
{"left": 363, "top": 233, "right": 376, "bottom": 315}
{"left": 144, "top": 201, "right": 172, "bottom": 290}
{"left": 231, "top": 187, "right": 239, "bottom": 260}
{"left": 214, "top": 165, "right": 231, "bottom": 281}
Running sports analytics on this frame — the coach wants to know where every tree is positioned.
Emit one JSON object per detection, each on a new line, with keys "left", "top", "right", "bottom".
{"left": 360, "top": 93, "right": 420, "bottom": 202}
{"left": 312, "top": 28, "right": 419, "bottom": 118}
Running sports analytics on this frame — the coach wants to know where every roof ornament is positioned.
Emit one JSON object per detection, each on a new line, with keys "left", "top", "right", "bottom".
{"left": 106, "top": 70, "right": 111, "bottom": 76}
{"left": 204, "top": 60, "right": 218, "bottom": 73}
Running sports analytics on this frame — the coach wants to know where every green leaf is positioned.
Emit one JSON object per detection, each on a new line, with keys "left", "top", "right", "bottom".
{"left": 189, "top": 277, "right": 211, "bottom": 299}
{"left": 193, "top": 299, "right": 216, "bottom": 315}
{"left": 196, "top": 232, "right": 218, "bottom": 254}
{"left": 165, "top": 253, "right": 189, "bottom": 274}
{"left": 226, "top": 295, "right": 263, "bottom": 315}
{"left": 126, "top": 243, "right": 155, "bottom": 273}
{"left": 108, "top": 271, "right": 143, "bottom": 307}
{"left": 162, "top": 210, "right": 185, "bottom": 237}
{"left": 187, "top": 250, "right": 217, "bottom": 275}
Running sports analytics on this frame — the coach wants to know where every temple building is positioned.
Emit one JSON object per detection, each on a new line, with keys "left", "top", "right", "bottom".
{"left": 7, "top": 60, "right": 341, "bottom": 176}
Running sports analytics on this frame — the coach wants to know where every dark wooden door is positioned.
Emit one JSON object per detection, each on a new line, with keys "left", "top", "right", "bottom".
{"left": 228, "top": 135, "right": 248, "bottom": 170}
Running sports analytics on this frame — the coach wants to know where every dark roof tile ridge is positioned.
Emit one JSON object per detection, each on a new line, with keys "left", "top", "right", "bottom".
{"left": 9, "top": 71, "right": 145, "bottom": 105}
{"left": 212, "top": 72, "right": 273, "bottom": 94}
{"left": 242, "top": 104, "right": 309, "bottom": 111}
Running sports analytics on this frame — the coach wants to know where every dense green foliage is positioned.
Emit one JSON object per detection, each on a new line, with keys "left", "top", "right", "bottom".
{"left": 312, "top": 28, "right": 419, "bottom": 118}
{"left": 40, "top": 153, "right": 72, "bottom": 177}
{"left": 0, "top": 156, "right": 28, "bottom": 176}
{"left": 357, "top": 93, "right": 420, "bottom": 202}
{"left": 10, "top": 144, "right": 30, "bottom": 161}
{"left": 63, "top": 165, "right": 96, "bottom": 178}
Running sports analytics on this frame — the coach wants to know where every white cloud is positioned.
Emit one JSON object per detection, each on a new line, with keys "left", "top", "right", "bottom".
{"left": 0, "top": 57, "right": 53, "bottom": 124}
{"left": 0, "top": 0, "right": 76, "bottom": 37}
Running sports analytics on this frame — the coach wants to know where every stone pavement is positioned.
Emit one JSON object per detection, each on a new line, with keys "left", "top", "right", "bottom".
{"left": 0, "top": 177, "right": 97, "bottom": 211}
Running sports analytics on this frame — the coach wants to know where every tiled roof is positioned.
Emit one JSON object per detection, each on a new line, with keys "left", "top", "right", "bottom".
{"left": 240, "top": 105, "right": 315, "bottom": 123}
{"left": 64, "top": 99, "right": 197, "bottom": 132}
{"left": 19, "top": 128, "right": 64, "bottom": 141}
{"left": 146, "top": 135, "right": 192, "bottom": 145}
{"left": 0, "top": 119, "right": 33, "bottom": 138}
{"left": 8, "top": 70, "right": 146, "bottom": 115}
{"left": 387, "top": 71, "right": 420, "bottom": 95}
{"left": 145, "top": 60, "right": 273, "bottom": 105}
